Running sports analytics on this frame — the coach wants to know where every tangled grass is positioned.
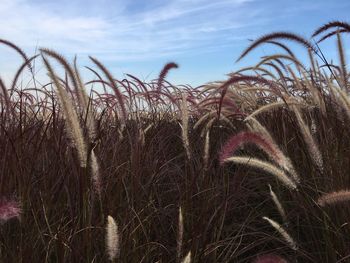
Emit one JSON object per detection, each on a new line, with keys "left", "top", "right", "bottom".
{"left": 0, "top": 21, "right": 349, "bottom": 262}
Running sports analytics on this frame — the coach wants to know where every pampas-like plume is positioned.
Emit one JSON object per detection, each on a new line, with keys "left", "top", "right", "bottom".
{"left": 42, "top": 56, "right": 88, "bottom": 167}
{"left": 180, "top": 93, "right": 191, "bottom": 159}
{"left": 262, "top": 216, "right": 297, "bottom": 251}
{"left": 336, "top": 32, "right": 348, "bottom": 90}
{"left": 0, "top": 198, "right": 21, "bottom": 223}
{"left": 157, "top": 62, "right": 178, "bottom": 92}
{"left": 316, "top": 29, "right": 348, "bottom": 43}
{"left": 223, "top": 157, "right": 297, "bottom": 190}
{"left": 73, "top": 57, "right": 90, "bottom": 109}
{"left": 203, "top": 131, "right": 210, "bottom": 171}
{"left": 181, "top": 251, "right": 191, "bottom": 263}
{"left": 219, "top": 132, "right": 278, "bottom": 164}
{"left": 219, "top": 131, "right": 299, "bottom": 184}
{"left": 89, "top": 56, "right": 127, "bottom": 123}
{"left": 40, "top": 49, "right": 82, "bottom": 104}
{"left": 292, "top": 106, "right": 323, "bottom": 171}
{"left": 312, "top": 21, "right": 350, "bottom": 38}
{"left": 317, "top": 190, "right": 350, "bottom": 206}
{"left": 73, "top": 61, "right": 100, "bottom": 194}
{"left": 106, "top": 215, "right": 120, "bottom": 261}
{"left": 74, "top": 57, "right": 97, "bottom": 140}
{"left": 237, "top": 32, "right": 314, "bottom": 62}
{"left": 269, "top": 185, "right": 287, "bottom": 224}
{"left": 90, "top": 149, "right": 101, "bottom": 196}
{"left": 253, "top": 254, "right": 288, "bottom": 263}
{"left": 177, "top": 206, "right": 184, "bottom": 261}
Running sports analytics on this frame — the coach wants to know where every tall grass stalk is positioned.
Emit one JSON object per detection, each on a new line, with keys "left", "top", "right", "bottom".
{"left": 269, "top": 185, "right": 287, "bottom": 224}
{"left": 177, "top": 206, "right": 184, "bottom": 262}
{"left": 262, "top": 216, "right": 297, "bottom": 251}
{"left": 223, "top": 156, "right": 297, "bottom": 190}
{"left": 317, "top": 190, "right": 350, "bottom": 206}
{"left": 42, "top": 56, "right": 87, "bottom": 167}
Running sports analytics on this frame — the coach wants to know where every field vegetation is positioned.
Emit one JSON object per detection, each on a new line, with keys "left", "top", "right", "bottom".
{"left": 0, "top": 21, "right": 350, "bottom": 262}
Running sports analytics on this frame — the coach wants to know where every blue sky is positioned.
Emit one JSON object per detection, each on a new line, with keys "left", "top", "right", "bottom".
{"left": 0, "top": 0, "right": 349, "bottom": 86}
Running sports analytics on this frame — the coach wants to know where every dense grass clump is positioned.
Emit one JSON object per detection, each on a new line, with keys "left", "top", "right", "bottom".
{"left": 0, "top": 21, "right": 349, "bottom": 262}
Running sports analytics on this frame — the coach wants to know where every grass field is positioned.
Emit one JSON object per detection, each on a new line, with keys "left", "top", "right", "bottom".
{"left": 0, "top": 21, "right": 350, "bottom": 262}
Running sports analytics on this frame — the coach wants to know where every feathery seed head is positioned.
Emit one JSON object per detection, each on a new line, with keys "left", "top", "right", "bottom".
{"left": 223, "top": 156, "right": 297, "bottom": 190}
{"left": 262, "top": 216, "right": 297, "bottom": 251}
{"left": 181, "top": 251, "right": 191, "bottom": 263}
{"left": 106, "top": 215, "right": 120, "bottom": 261}
{"left": 253, "top": 254, "right": 288, "bottom": 263}
{"left": 317, "top": 190, "right": 350, "bottom": 207}
{"left": 0, "top": 198, "right": 21, "bottom": 223}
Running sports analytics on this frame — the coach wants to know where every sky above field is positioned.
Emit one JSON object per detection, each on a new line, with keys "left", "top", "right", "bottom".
{"left": 1, "top": 0, "right": 350, "bottom": 86}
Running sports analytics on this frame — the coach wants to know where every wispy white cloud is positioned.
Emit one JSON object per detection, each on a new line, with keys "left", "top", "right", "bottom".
{"left": 4, "top": 0, "right": 347, "bottom": 86}
{"left": 0, "top": 0, "right": 111, "bottom": 50}
{"left": 0, "top": 0, "right": 257, "bottom": 61}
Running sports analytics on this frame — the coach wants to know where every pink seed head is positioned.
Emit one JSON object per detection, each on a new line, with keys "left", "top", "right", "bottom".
{"left": 252, "top": 254, "right": 288, "bottom": 263}
{"left": 0, "top": 198, "right": 21, "bottom": 223}
{"left": 219, "top": 131, "right": 279, "bottom": 165}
